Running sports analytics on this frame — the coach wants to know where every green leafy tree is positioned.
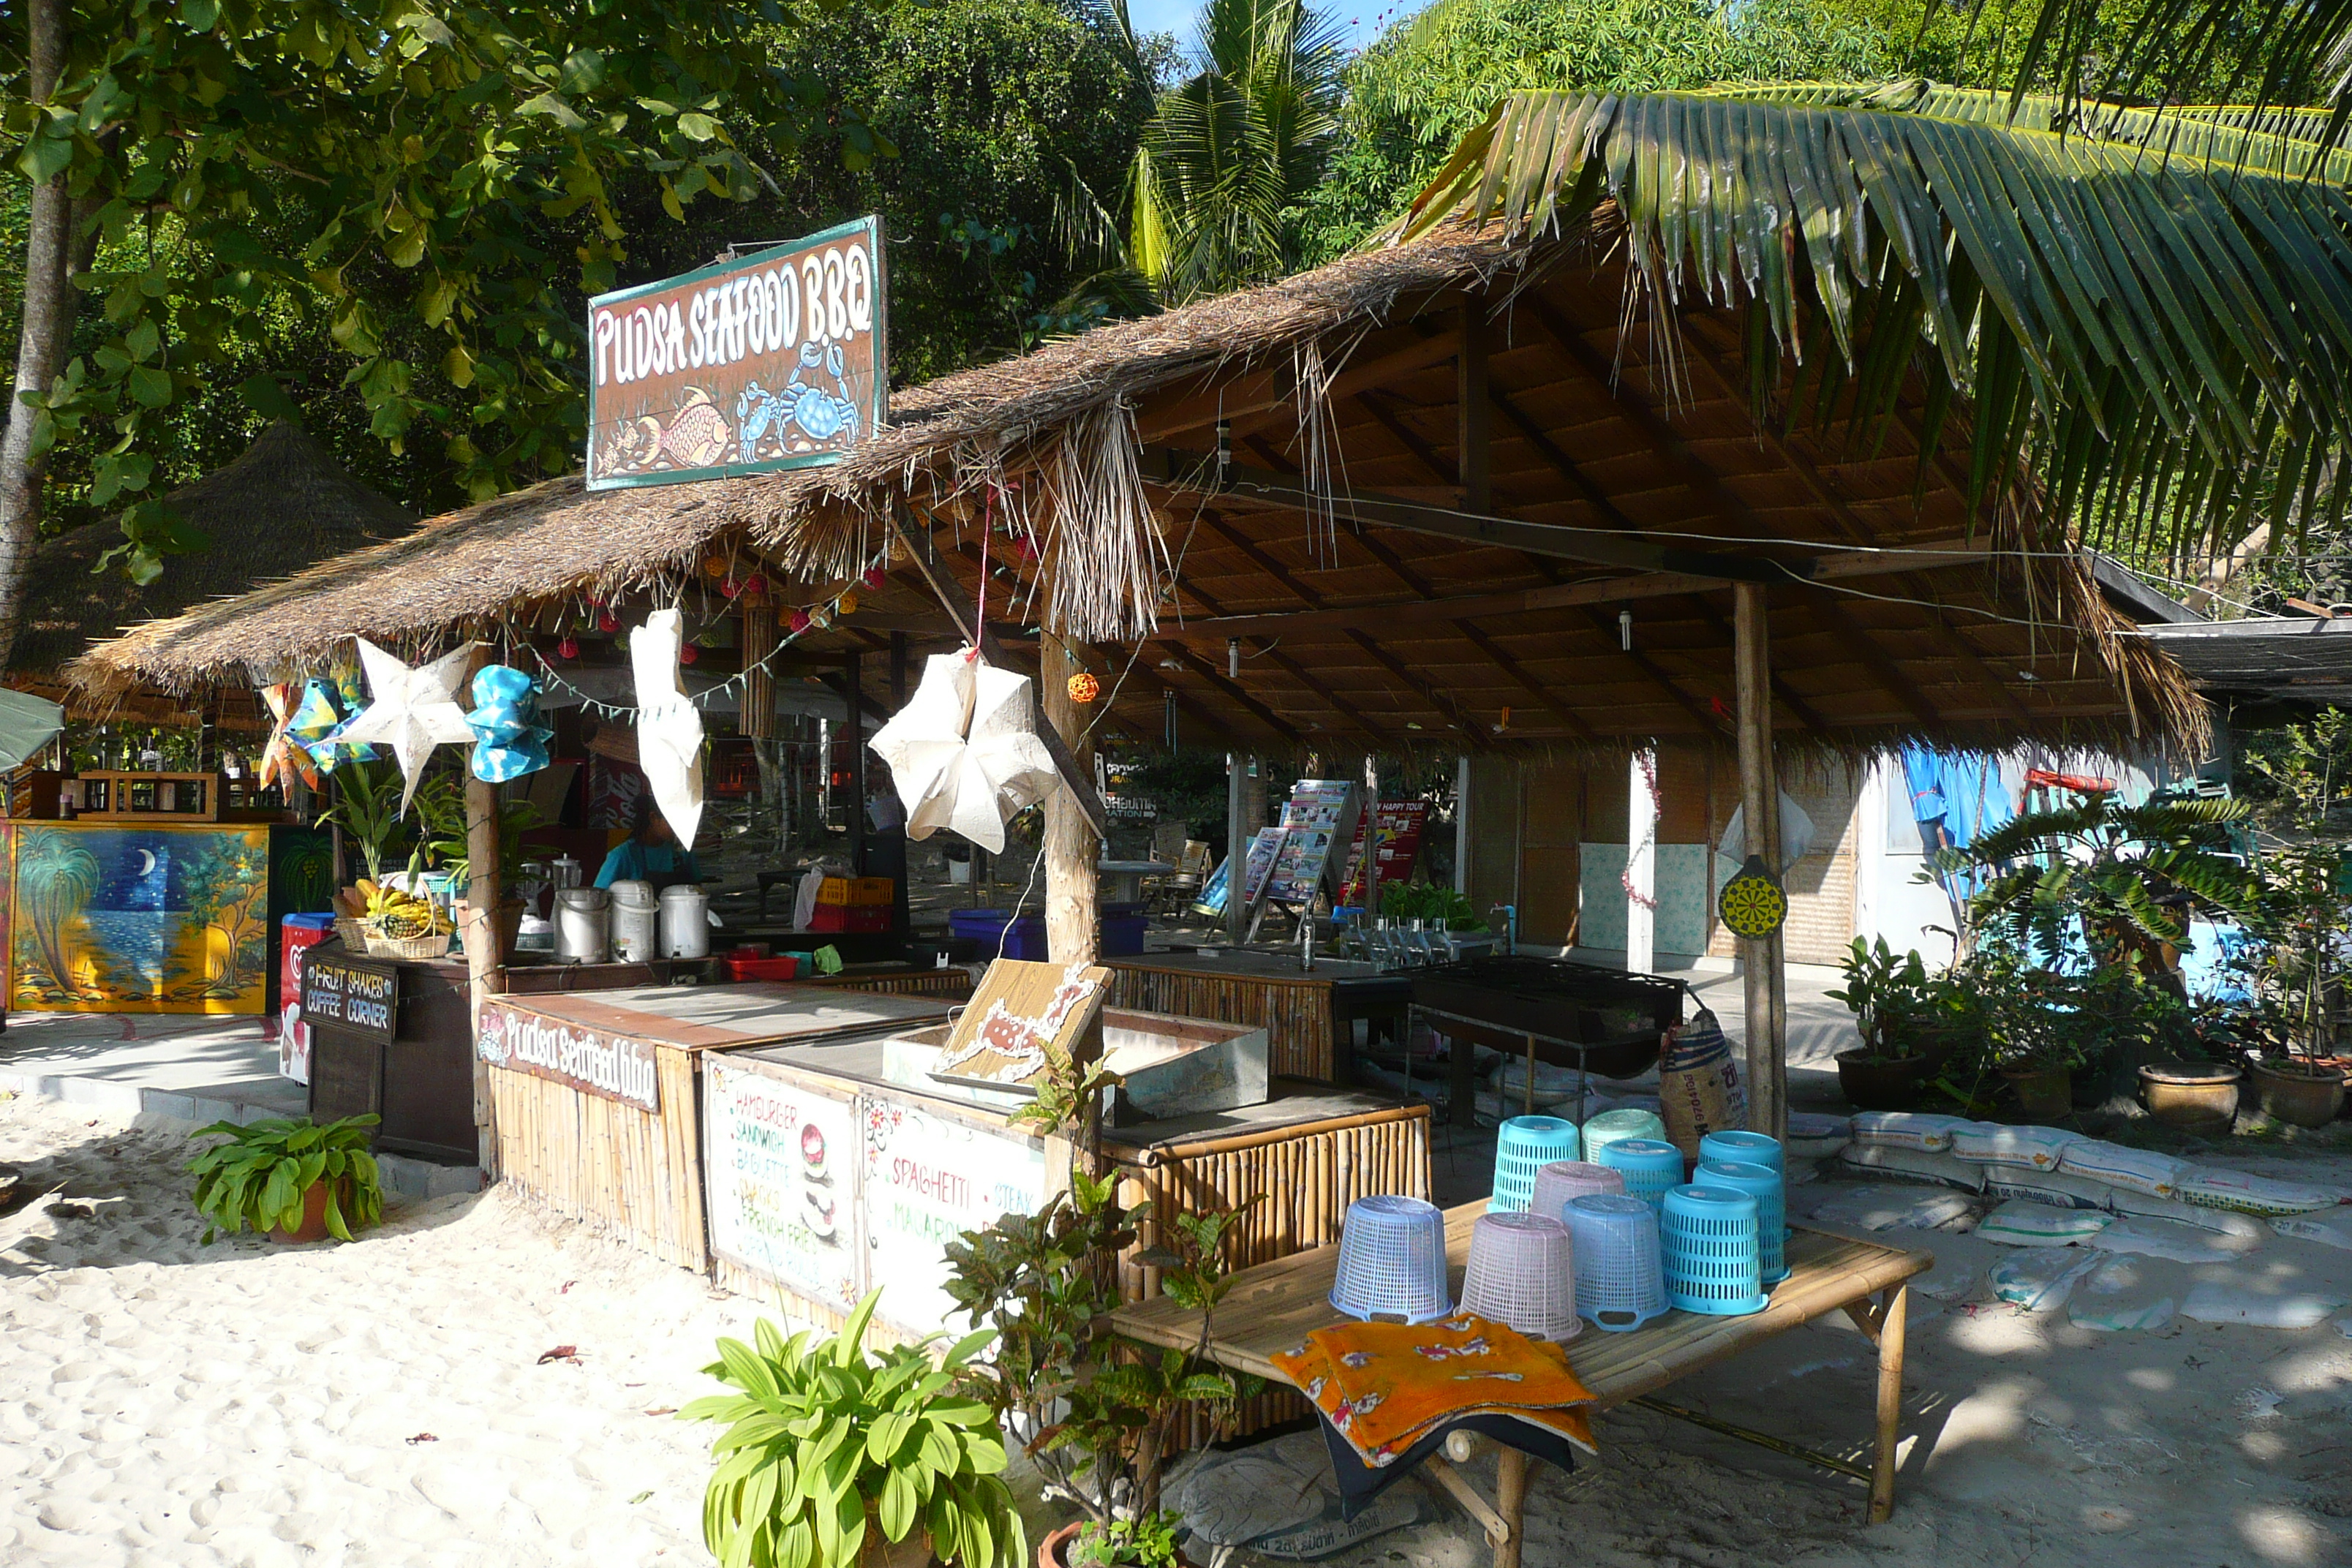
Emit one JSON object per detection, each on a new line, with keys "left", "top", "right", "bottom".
{"left": 0, "top": 0, "right": 856, "bottom": 666}
{"left": 177, "top": 832, "right": 270, "bottom": 998}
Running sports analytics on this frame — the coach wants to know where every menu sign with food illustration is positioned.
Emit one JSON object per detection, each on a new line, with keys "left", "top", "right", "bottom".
{"left": 585, "top": 215, "right": 886, "bottom": 490}
{"left": 701, "top": 1058, "right": 861, "bottom": 1311}
{"left": 864, "top": 1093, "right": 1047, "bottom": 1333}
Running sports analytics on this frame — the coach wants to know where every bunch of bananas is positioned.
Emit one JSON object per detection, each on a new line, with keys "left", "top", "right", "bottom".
{"left": 355, "top": 878, "right": 453, "bottom": 938}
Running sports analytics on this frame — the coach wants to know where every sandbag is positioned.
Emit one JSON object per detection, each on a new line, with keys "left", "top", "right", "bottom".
{"left": 1979, "top": 1167, "right": 2117, "bottom": 1211}
{"left": 1656, "top": 1007, "right": 1744, "bottom": 1158}
{"left": 1976, "top": 1199, "right": 2113, "bottom": 1248}
{"left": 1839, "top": 1144, "right": 1987, "bottom": 1192}
{"left": 2272, "top": 1210, "right": 2352, "bottom": 1251}
{"left": 2104, "top": 1188, "right": 2269, "bottom": 1242}
{"left": 2057, "top": 1139, "right": 2190, "bottom": 1199}
{"left": 2180, "top": 1281, "right": 2349, "bottom": 1328}
{"left": 1847, "top": 1112, "right": 1970, "bottom": 1152}
{"left": 1808, "top": 1185, "right": 1977, "bottom": 1232}
{"left": 2087, "top": 1218, "right": 2238, "bottom": 1264}
{"left": 1948, "top": 1122, "right": 2082, "bottom": 1172}
{"left": 2068, "top": 1258, "right": 2177, "bottom": 1332}
{"left": 2176, "top": 1168, "right": 2341, "bottom": 1216}
{"left": 1990, "top": 1249, "right": 2103, "bottom": 1311}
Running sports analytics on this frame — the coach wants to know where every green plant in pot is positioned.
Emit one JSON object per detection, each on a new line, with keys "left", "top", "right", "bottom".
{"left": 413, "top": 768, "right": 543, "bottom": 956}
{"left": 187, "top": 1114, "right": 383, "bottom": 1243}
{"left": 1970, "top": 964, "right": 2092, "bottom": 1123}
{"left": 320, "top": 759, "right": 407, "bottom": 888}
{"left": 1827, "top": 938, "right": 1938, "bottom": 1111}
{"left": 682, "top": 1290, "right": 1022, "bottom": 1568}
{"left": 2235, "top": 840, "right": 2351, "bottom": 1127}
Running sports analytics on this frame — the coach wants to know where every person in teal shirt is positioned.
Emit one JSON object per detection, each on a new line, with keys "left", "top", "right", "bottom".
{"left": 595, "top": 796, "right": 703, "bottom": 889}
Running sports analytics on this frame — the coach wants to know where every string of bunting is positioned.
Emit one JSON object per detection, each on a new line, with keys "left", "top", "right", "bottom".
{"left": 505, "top": 551, "right": 891, "bottom": 720}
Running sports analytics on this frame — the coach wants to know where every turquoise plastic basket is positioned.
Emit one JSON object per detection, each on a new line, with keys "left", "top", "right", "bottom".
{"left": 1659, "top": 1184, "right": 1767, "bottom": 1316}
{"left": 1696, "top": 1158, "right": 1787, "bottom": 1284}
{"left": 1581, "top": 1107, "right": 1667, "bottom": 1161}
{"left": 1700, "top": 1130, "right": 1784, "bottom": 1177}
{"left": 1492, "top": 1115, "right": 1583, "bottom": 1212}
{"left": 1594, "top": 1137, "right": 1685, "bottom": 1213}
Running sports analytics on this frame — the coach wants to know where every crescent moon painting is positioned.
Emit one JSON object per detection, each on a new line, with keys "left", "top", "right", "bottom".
{"left": 132, "top": 848, "right": 157, "bottom": 878}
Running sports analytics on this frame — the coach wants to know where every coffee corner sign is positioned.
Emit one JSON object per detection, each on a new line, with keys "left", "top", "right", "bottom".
{"left": 586, "top": 214, "right": 886, "bottom": 490}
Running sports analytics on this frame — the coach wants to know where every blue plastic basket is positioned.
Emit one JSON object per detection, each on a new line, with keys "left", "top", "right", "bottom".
{"left": 1581, "top": 1107, "right": 1667, "bottom": 1160}
{"left": 1561, "top": 1194, "right": 1668, "bottom": 1332}
{"left": 1594, "top": 1137, "right": 1685, "bottom": 1213}
{"left": 1696, "top": 1159, "right": 1787, "bottom": 1284}
{"left": 1660, "top": 1184, "right": 1767, "bottom": 1316}
{"left": 1492, "top": 1116, "right": 1583, "bottom": 1211}
{"left": 1699, "top": 1130, "right": 1784, "bottom": 1177}
{"left": 1330, "top": 1195, "right": 1452, "bottom": 1323}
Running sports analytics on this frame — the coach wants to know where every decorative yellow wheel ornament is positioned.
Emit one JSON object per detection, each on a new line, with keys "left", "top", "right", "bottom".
{"left": 1717, "top": 853, "right": 1788, "bottom": 939}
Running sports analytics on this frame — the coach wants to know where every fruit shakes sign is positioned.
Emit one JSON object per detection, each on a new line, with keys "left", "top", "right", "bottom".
{"left": 585, "top": 215, "right": 886, "bottom": 490}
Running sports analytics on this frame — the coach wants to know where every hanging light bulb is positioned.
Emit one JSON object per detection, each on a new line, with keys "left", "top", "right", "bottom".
{"left": 1227, "top": 638, "right": 1241, "bottom": 679}
{"left": 1619, "top": 609, "right": 1633, "bottom": 651}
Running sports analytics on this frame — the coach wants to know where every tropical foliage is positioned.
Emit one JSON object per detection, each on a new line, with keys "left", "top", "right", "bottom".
{"left": 186, "top": 1112, "right": 383, "bottom": 1243}
{"left": 681, "top": 1291, "right": 1024, "bottom": 1568}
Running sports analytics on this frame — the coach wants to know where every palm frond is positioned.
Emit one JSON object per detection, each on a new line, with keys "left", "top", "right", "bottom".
{"left": 1395, "top": 83, "right": 2352, "bottom": 558}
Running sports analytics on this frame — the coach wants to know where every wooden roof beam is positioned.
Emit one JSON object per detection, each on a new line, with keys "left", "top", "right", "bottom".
{"left": 1680, "top": 595, "right": 1833, "bottom": 737}
{"left": 1574, "top": 605, "right": 1729, "bottom": 735}
{"left": 1343, "top": 628, "right": 1491, "bottom": 750}
{"left": 1450, "top": 621, "right": 1599, "bottom": 742}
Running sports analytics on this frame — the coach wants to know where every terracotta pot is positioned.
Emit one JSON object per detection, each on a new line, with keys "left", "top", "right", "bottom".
{"left": 2137, "top": 1060, "right": 2241, "bottom": 1133}
{"left": 2248, "top": 1060, "right": 2348, "bottom": 1129}
{"left": 1836, "top": 1049, "right": 1929, "bottom": 1112}
{"left": 270, "top": 1180, "right": 333, "bottom": 1244}
{"left": 1037, "top": 1522, "right": 1200, "bottom": 1568}
{"left": 2001, "top": 1066, "right": 2073, "bottom": 1122}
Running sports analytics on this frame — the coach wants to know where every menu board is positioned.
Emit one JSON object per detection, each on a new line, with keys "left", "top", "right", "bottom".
{"left": 1340, "top": 800, "right": 1433, "bottom": 904}
{"left": 862, "top": 1092, "right": 1048, "bottom": 1333}
{"left": 703, "top": 1058, "right": 862, "bottom": 1313}
{"left": 1264, "top": 780, "right": 1357, "bottom": 904}
{"left": 301, "top": 951, "right": 399, "bottom": 1049}
{"left": 1191, "top": 827, "right": 1286, "bottom": 919}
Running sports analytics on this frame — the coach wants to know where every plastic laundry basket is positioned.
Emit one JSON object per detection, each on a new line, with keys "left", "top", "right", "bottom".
{"left": 1330, "top": 1195, "right": 1452, "bottom": 1324}
{"left": 1697, "top": 1159, "right": 1787, "bottom": 1284}
{"left": 1660, "top": 1184, "right": 1768, "bottom": 1316}
{"left": 1531, "top": 1160, "right": 1625, "bottom": 1224}
{"left": 1595, "top": 1137, "right": 1686, "bottom": 1213}
{"left": 1492, "top": 1115, "right": 1583, "bottom": 1211}
{"left": 1561, "top": 1194, "right": 1668, "bottom": 1332}
{"left": 1700, "top": 1130, "right": 1784, "bottom": 1178}
{"left": 1581, "top": 1107, "right": 1668, "bottom": 1161}
{"left": 1459, "top": 1211, "right": 1580, "bottom": 1342}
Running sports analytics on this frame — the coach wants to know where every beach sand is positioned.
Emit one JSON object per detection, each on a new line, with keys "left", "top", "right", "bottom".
{"left": 2, "top": 1091, "right": 2348, "bottom": 1567}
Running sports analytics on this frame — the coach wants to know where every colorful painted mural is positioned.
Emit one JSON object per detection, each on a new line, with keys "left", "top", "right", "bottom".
{"left": 12, "top": 823, "right": 272, "bottom": 1014}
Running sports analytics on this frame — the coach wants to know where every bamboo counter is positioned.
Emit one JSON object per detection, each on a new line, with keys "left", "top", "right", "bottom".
{"left": 475, "top": 982, "right": 954, "bottom": 1271}
{"left": 1104, "top": 951, "right": 1412, "bottom": 1082}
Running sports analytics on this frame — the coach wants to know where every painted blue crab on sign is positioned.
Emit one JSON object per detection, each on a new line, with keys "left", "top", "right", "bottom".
{"left": 736, "top": 339, "right": 863, "bottom": 461}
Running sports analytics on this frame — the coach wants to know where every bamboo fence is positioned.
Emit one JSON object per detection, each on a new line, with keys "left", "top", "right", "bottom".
{"left": 485, "top": 1044, "right": 708, "bottom": 1271}
{"left": 1105, "top": 962, "right": 1338, "bottom": 1080}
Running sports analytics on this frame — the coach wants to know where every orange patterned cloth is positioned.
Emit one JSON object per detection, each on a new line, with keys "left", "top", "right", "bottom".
{"left": 1272, "top": 1314, "right": 1598, "bottom": 1466}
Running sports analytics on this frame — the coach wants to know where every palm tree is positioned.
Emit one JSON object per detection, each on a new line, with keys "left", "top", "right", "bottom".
{"left": 1070, "top": 0, "right": 1346, "bottom": 306}
{"left": 1388, "top": 15, "right": 2352, "bottom": 573}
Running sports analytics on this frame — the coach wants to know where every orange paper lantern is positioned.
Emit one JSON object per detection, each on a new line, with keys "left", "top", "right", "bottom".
{"left": 1066, "top": 671, "right": 1101, "bottom": 704}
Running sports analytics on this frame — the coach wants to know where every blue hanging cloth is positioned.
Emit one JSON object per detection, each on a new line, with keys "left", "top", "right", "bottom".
{"left": 465, "top": 665, "right": 553, "bottom": 783}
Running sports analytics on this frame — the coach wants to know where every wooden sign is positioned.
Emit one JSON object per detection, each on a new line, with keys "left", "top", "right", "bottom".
{"left": 300, "top": 951, "right": 399, "bottom": 1048}
{"left": 475, "top": 996, "right": 660, "bottom": 1112}
{"left": 862, "top": 1090, "right": 1048, "bottom": 1333}
{"left": 586, "top": 216, "right": 886, "bottom": 490}
{"left": 704, "top": 1057, "right": 862, "bottom": 1313}
{"left": 929, "top": 958, "right": 1112, "bottom": 1093}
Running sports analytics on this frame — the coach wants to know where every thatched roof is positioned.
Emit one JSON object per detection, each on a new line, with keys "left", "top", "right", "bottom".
{"left": 16, "top": 421, "right": 415, "bottom": 677}
{"left": 69, "top": 222, "right": 2202, "bottom": 757}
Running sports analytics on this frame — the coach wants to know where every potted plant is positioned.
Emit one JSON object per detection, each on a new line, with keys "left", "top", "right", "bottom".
{"left": 187, "top": 1114, "right": 384, "bottom": 1243}
{"left": 2237, "top": 840, "right": 2350, "bottom": 1127}
{"left": 1828, "top": 938, "right": 1936, "bottom": 1110}
{"left": 943, "top": 1047, "right": 1251, "bottom": 1568}
{"left": 682, "top": 1290, "right": 1022, "bottom": 1568}
{"left": 414, "top": 769, "right": 543, "bottom": 957}
{"left": 1978, "top": 968, "right": 2086, "bottom": 1123}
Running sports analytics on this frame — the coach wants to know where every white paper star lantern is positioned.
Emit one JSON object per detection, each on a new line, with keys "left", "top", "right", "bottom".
{"left": 631, "top": 608, "right": 705, "bottom": 848}
{"left": 870, "top": 650, "right": 1058, "bottom": 854}
{"left": 336, "top": 639, "right": 480, "bottom": 813}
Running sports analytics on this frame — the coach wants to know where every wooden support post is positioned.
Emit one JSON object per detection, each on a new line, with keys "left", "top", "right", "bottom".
{"left": 843, "top": 650, "right": 866, "bottom": 875}
{"left": 1458, "top": 303, "right": 1490, "bottom": 514}
{"left": 462, "top": 769, "right": 501, "bottom": 1178}
{"left": 1626, "top": 747, "right": 1655, "bottom": 976}
{"left": 1869, "top": 1285, "right": 1910, "bottom": 1524}
{"left": 1226, "top": 751, "right": 1248, "bottom": 944}
{"left": 1043, "top": 633, "right": 1099, "bottom": 964}
{"left": 1734, "top": 583, "right": 1787, "bottom": 1142}
{"left": 1492, "top": 1446, "right": 1529, "bottom": 1568}
{"left": 888, "top": 631, "right": 911, "bottom": 938}
{"left": 741, "top": 588, "right": 776, "bottom": 739}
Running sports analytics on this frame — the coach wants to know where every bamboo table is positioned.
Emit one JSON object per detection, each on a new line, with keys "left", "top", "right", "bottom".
{"left": 1106, "top": 1202, "right": 1931, "bottom": 1566}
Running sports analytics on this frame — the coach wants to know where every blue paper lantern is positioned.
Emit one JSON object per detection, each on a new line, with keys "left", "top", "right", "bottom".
{"left": 287, "top": 676, "right": 377, "bottom": 773}
{"left": 465, "top": 665, "right": 552, "bottom": 782}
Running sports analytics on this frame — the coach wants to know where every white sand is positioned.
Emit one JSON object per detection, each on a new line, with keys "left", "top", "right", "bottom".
{"left": 3, "top": 1091, "right": 2348, "bottom": 1568}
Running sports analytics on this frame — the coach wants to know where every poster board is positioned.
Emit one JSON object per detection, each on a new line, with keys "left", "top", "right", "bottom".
{"left": 1339, "top": 800, "right": 1432, "bottom": 905}
{"left": 10, "top": 822, "right": 273, "bottom": 1014}
{"left": 704, "top": 1057, "right": 863, "bottom": 1314}
{"left": 930, "top": 958, "right": 1112, "bottom": 1093}
{"left": 1191, "top": 826, "right": 1286, "bottom": 919}
{"left": 1264, "top": 780, "right": 1357, "bottom": 905}
{"left": 862, "top": 1089, "right": 1049, "bottom": 1334}
{"left": 587, "top": 215, "right": 886, "bottom": 489}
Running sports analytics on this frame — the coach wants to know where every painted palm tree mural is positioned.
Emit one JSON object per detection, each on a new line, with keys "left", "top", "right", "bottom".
{"left": 12, "top": 826, "right": 272, "bottom": 1014}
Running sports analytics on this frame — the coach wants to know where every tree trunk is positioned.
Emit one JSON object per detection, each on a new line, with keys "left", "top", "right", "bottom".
{"left": 1043, "top": 633, "right": 1099, "bottom": 965}
{"left": 0, "top": 0, "right": 75, "bottom": 674}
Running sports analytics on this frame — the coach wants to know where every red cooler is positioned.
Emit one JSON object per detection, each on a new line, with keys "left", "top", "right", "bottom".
{"left": 279, "top": 913, "right": 338, "bottom": 1085}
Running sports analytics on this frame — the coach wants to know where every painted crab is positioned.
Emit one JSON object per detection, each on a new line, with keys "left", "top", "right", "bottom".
{"left": 736, "top": 339, "right": 862, "bottom": 459}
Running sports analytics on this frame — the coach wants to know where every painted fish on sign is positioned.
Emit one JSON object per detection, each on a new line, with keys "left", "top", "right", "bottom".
{"left": 585, "top": 214, "right": 886, "bottom": 490}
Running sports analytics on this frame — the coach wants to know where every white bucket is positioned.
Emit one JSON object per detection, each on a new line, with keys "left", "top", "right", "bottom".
{"left": 554, "top": 886, "right": 610, "bottom": 963}
{"left": 659, "top": 884, "right": 711, "bottom": 959}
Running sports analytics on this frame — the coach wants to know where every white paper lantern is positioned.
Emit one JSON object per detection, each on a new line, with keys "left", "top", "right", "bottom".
{"left": 630, "top": 608, "right": 705, "bottom": 848}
